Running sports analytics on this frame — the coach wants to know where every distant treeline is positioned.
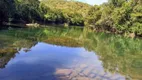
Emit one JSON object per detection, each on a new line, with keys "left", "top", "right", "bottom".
{"left": 0, "top": 0, "right": 142, "bottom": 36}
{"left": 0, "top": 0, "right": 91, "bottom": 26}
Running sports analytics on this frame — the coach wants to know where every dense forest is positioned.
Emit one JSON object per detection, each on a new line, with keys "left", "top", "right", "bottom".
{"left": 87, "top": 0, "right": 142, "bottom": 37}
{"left": 41, "top": 0, "right": 91, "bottom": 25}
{"left": 0, "top": 0, "right": 91, "bottom": 26}
{"left": 0, "top": 0, "right": 142, "bottom": 36}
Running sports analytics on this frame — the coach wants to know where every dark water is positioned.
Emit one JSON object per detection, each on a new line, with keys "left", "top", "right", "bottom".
{"left": 0, "top": 27, "right": 142, "bottom": 80}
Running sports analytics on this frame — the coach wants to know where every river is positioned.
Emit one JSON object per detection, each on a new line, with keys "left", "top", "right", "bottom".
{"left": 0, "top": 26, "right": 141, "bottom": 80}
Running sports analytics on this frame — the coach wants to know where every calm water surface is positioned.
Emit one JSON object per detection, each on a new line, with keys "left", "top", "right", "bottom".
{"left": 0, "top": 27, "right": 141, "bottom": 80}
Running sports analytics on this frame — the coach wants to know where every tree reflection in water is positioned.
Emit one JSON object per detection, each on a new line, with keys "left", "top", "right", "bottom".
{"left": 0, "top": 27, "right": 141, "bottom": 80}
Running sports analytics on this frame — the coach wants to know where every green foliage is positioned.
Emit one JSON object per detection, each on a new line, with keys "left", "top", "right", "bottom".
{"left": 41, "top": 0, "right": 91, "bottom": 25}
{"left": 0, "top": 0, "right": 91, "bottom": 26}
{"left": 14, "top": 0, "right": 42, "bottom": 22}
{"left": 87, "top": 0, "right": 142, "bottom": 36}
{"left": 0, "top": 26, "right": 142, "bottom": 79}
{"left": 0, "top": 0, "right": 16, "bottom": 24}
{"left": 108, "top": 0, "right": 126, "bottom": 7}
{"left": 86, "top": 5, "right": 101, "bottom": 25}
{"left": 0, "top": 0, "right": 142, "bottom": 36}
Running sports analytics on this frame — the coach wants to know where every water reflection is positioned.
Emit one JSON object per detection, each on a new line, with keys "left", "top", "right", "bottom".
{"left": 0, "top": 48, "right": 17, "bottom": 68}
{"left": 0, "top": 27, "right": 141, "bottom": 80}
{"left": 0, "top": 42, "right": 125, "bottom": 80}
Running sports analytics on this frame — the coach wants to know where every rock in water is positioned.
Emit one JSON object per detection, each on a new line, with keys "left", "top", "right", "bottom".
{"left": 26, "top": 23, "right": 39, "bottom": 28}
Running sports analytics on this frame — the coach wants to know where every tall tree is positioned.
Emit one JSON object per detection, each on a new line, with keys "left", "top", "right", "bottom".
{"left": 0, "top": 0, "right": 15, "bottom": 24}
{"left": 108, "top": 0, "right": 127, "bottom": 7}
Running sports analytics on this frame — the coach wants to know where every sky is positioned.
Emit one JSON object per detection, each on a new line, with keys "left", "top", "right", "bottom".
{"left": 77, "top": 0, "right": 108, "bottom": 5}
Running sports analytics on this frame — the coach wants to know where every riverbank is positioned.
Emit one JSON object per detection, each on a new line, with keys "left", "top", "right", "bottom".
{"left": 1, "top": 22, "right": 141, "bottom": 39}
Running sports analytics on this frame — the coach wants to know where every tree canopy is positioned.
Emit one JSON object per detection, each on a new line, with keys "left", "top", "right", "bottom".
{"left": 0, "top": 0, "right": 142, "bottom": 37}
{"left": 86, "top": 0, "right": 142, "bottom": 37}
{"left": 0, "top": 0, "right": 91, "bottom": 26}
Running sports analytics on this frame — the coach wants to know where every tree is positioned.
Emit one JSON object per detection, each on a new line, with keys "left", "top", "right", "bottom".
{"left": 108, "top": 0, "right": 127, "bottom": 7}
{"left": 0, "top": 0, "right": 16, "bottom": 24}
{"left": 14, "top": 0, "right": 41, "bottom": 22}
